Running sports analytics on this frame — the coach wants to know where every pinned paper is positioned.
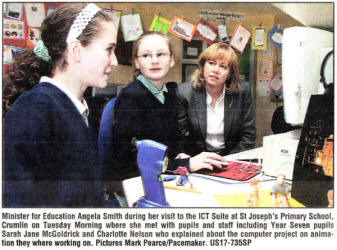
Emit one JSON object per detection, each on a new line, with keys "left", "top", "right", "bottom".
{"left": 195, "top": 18, "right": 218, "bottom": 44}
{"left": 169, "top": 16, "right": 196, "bottom": 42}
{"left": 121, "top": 12, "right": 144, "bottom": 42}
{"left": 252, "top": 27, "right": 267, "bottom": 50}
{"left": 229, "top": 24, "right": 251, "bottom": 53}
{"left": 24, "top": 3, "right": 45, "bottom": 27}
{"left": 5, "top": 3, "right": 24, "bottom": 19}
{"left": 259, "top": 57, "right": 273, "bottom": 79}
{"left": 150, "top": 14, "right": 171, "bottom": 35}
{"left": 218, "top": 20, "right": 229, "bottom": 42}
{"left": 269, "top": 72, "right": 282, "bottom": 91}
{"left": 268, "top": 25, "right": 283, "bottom": 50}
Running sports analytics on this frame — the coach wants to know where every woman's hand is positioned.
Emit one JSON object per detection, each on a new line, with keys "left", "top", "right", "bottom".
{"left": 189, "top": 152, "right": 226, "bottom": 172}
{"left": 175, "top": 153, "right": 191, "bottom": 159}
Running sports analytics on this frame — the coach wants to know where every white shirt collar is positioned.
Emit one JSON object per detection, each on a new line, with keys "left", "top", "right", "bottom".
{"left": 40, "top": 76, "right": 89, "bottom": 116}
{"left": 206, "top": 87, "right": 226, "bottom": 106}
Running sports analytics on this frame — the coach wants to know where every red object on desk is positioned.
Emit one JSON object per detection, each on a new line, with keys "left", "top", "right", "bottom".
{"left": 199, "top": 161, "right": 262, "bottom": 181}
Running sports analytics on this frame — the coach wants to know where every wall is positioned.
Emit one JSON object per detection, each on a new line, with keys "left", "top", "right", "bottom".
{"left": 98, "top": 2, "right": 303, "bottom": 147}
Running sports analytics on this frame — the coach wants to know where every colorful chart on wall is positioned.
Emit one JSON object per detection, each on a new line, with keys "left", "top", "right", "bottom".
{"left": 150, "top": 15, "right": 171, "bottom": 35}
{"left": 169, "top": 16, "right": 196, "bottom": 42}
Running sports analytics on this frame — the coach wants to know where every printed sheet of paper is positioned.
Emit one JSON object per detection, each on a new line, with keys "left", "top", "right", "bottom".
{"left": 24, "top": 3, "right": 45, "bottom": 27}
{"left": 259, "top": 57, "right": 273, "bottom": 78}
{"left": 3, "top": 18, "right": 25, "bottom": 40}
{"left": 196, "top": 19, "right": 218, "bottom": 44}
{"left": 5, "top": 3, "right": 24, "bottom": 19}
{"left": 229, "top": 24, "right": 251, "bottom": 53}
{"left": 268, "top": 72, "right": 282, "bottom": 91}
{"left": 218, "top": 23, "right": 229, "bottom": 42}
{"left": 169, "top": 16, "right": 196, "bottom": 42}
{"left": 252, "top": 27, "right": 267, "bottom": 50}
{"left": 121, "top": 13, "right": 144, "bottom": 42}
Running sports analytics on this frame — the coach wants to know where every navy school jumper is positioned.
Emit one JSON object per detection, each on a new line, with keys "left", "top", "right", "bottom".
{"left": 4, "top": 82, "right": 105, "bottom": 207}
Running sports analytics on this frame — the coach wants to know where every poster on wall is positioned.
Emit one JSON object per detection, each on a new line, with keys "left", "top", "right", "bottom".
{"left": 150, "top": 14, "right": 172, "bottom": 35}
{"left": 4, "top": 45, "right": 23, "bottom": 64}
{"left": 3, "top": 18, "right": 26, "bottom": 47}
{"left": 169, "top": 16, "right": 196, "bottom": 42}
{"left": 218, "top": 20, "right": 230, "bottom": 42}
{"left": 252, "top": 27, "right": 267, "bottom": 50}
{"left": 5, "top": 3, "right": 24, "bottom": 19}
{"left": 195, "top": 18, "right": 218, "bottom": 44}
{"left": 24, "top": 3, "right": 45, "bottom": 27}
{"left": 229, "top": 24, "right": 251, "bottom": 53}
{"left": 259, "top": 57, "right": 273, "bottom": 78}
{"left": 268, "top": 72, "right": 282, "bottom": 92}
{"left": 121, "top": 12, "right": 144, "bottom": 42}
{"left": 268, "top": 25, "right": 283, "bottom": 50}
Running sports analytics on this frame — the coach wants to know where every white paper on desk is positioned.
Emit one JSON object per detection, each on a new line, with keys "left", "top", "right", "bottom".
{"left": 25, "top": 3, "right": 45, "bottom": 27}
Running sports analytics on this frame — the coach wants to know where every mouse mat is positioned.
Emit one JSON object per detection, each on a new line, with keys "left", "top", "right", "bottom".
{"left": 198, "top": 161, "right": 262, "bottom": 181}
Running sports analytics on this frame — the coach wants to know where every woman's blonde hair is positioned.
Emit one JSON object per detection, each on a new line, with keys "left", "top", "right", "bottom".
{"left": 191, "top": 42, "right": 241, "bottom": 93}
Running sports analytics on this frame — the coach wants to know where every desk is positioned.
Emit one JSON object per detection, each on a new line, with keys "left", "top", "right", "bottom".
{"left": 122, "top": 148, "right": 304, "bottom": 207}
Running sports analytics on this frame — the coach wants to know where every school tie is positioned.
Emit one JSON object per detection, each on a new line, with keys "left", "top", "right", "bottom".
{"left": 82, "top": 109, "right": 89, "bottom": 127}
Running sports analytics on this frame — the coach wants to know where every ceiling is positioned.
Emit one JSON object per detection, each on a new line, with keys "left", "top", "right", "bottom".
{"left": 272, "top": 2, "right": 334, "bottom": 31}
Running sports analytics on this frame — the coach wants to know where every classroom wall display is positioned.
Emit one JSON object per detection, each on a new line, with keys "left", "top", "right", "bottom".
{"left": 5, "top": 3, "right": 24, "bottom": 19}
{"left": 3, "top": 18, "right": 26, "bottom": 47}
{"left": 268, "top": 72, "right": 282, "bottom": 92}
{"left": 199, "top": 9, "right": 245, "bottom": 22}
{"left": 121, "top": 12, "right": 144, "bottom": 42}
{"left": 169, "top": 16, "right": 197, "bottom": 42}
{"left": 24, "top": 3, "right": 45, "bottom": 27}
{"left": 291, "top": 94, "right": 334, "bottom": 207}
{"left": 252, "top": 26, "right": 267, "bottom": 50}
{"left": 229, "top": 24, "right": 251, "bottom": 53}
{"left": 3, "top": 45, "right": 23, "bottom": 64}
{"left": 183, "top": 39, "right": 203, "bottom": 59}
{"left": 149, "top": 14, "right": 172, "bottom": 35}
{"left": 218, "top": 21, "right": 230, "bottom": 42}
{"left": 195, "top": 18, "right": 218, "bottom": 44}
{"left": 259, "top": 57, "right": 273, "bottom": 79}
{"left": 268, "top": 25, "right": 283, "bottom": 50}
{"left": 182, "top": 64, "right": 198, "bottom": 82}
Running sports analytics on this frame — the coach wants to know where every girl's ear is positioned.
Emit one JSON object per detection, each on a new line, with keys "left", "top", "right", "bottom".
{"left": 67, "top": 40, "right": 82, "bottom": 63}
{"left": 135, "top": 58, "right": 140, "bottom": 69}
{"left": 169, "top": 55, "right": 175, "bottom": 68}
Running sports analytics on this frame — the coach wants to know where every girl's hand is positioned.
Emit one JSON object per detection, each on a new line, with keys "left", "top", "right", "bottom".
{"left": 189, "top": 152, "right": 226, "bottom": 172}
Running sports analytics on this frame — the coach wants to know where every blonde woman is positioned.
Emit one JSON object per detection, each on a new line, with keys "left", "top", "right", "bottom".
{"left": 177, "top": 42, "right": 256, "bottom": 157}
